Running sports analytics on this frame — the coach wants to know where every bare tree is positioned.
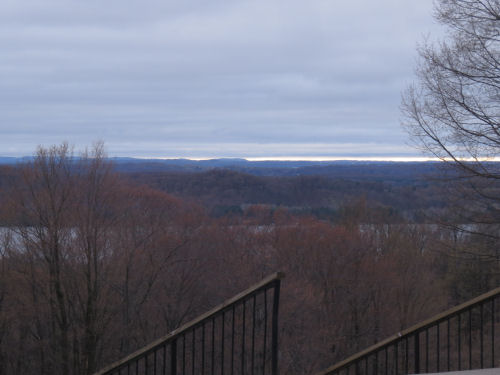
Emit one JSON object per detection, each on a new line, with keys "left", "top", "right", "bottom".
{"left": 0, "top": 230, "right": 11, "bottom": 375}
{"left": 0, "top": 142, "right": 210, "bottom": 375}
{"left": 402, "top": 0, "right": 500, "bottom": 272}
{"left": 403, "top": 0, "right": 500, "bottom": 167}
{"left": 13, "top": 143, "right": 76, "bottom": 374}
{"left": 6, "top": 143, "right": 121, "bottom": 374}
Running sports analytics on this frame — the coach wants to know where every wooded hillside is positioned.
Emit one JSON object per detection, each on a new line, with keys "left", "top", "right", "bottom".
{"left": 0, "top": 149, "right": 497, "bottom": 375}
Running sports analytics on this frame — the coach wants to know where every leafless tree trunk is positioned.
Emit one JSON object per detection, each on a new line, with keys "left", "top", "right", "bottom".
{"left": 8, "top": 143, "right": 120, "bottom": 374}
{"left": 12, "top": 143, "right": 75, "bottom": 374}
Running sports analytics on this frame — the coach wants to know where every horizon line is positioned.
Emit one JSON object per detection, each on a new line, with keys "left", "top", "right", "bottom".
{"left": 128, "top": 156, "right": 440, "bottom": 162}
{"left": 3, "top": 155, "right": 500, "bottom": 162}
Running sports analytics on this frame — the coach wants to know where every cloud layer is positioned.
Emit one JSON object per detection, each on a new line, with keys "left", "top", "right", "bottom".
{"left": 0, "top": 0, "right": 436, "bottom": 158}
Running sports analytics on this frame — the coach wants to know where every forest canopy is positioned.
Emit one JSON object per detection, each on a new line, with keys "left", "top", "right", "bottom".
{"left": 0, "top": 143, "right": 497, "bottom": 375}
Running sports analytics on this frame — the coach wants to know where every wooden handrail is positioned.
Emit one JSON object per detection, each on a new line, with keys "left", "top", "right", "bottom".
{"left": 315, "top": 285, "right": 500, "bottom": 375}
{"left": 94, "top": 272, "right": 284, "bottom": 375}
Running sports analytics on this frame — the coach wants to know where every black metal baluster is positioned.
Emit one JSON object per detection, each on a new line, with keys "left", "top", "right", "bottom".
{"left": 384, "top": 346, "right": 388, "bottom": 375}
{"left": 271, "top": 281, "right": 280, "bottom": 375}
{"left": 221, "top": 311, "right": 225, "bottom": 375}
{"left": 154, "top": 350, "right": 157, "bottom": 375}
{"left": 202, "top": 323, "right": 206, "bottom": 375}
{"left": 394, "top": 342, "right": 398, "bottom": 375}
{"left": 212, "top": 318, "right": 215, "bottom": 375}
{"left": 263, "top": 290, "right": 267, "bottom": 375}
{"left": 171, "top": 339, "right": 177, "bottom": 375}
{"left": 437, "top": 323, "right": 440, "bottom": 372}
{"left": 492, "top": 298, "right": 495, "bottom": 368}
{"left": 469, "top": 309, "right": 472, "bottom": 370}
{"left": 425, "top": 329, "right": 429, "bottom": 373}
{"left": 252, "top": 294, "right": 256, "bottom": 375}
{"left": 192, "top": 329, "right": 196, "bottom": 375}
{"left": 162, "top": 344, "right": 166, "bottom": 375}
{"left": 242, "top": 301, "right": 246, "bottom": 374}
{"left": 414, "top": 332, "right": 420, "bottom": 374}
{"left": 447, "top": 319, "right": 450, "bottom": 371}
{"left": 480, "top": 303, "right": 484, "bottom": 369}
{"left": 405, "top": 337, "right": 408, "bottom": 375}
{"left": 183, "top": 334, "right": 186, "bottom": 375}
{"left": 231, "top": 305, "right": 235, "bottom": 375}
{"left": 458, "top": 314, "right": 462, "bottom": 371}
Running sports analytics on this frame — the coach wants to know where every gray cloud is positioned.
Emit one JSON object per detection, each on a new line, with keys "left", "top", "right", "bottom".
{"left": 0, "top": 0, "right": 436, "bottom": 158}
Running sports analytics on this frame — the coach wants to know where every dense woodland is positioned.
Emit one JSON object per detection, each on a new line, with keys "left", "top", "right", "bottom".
{"left": 0, "top": 145, "right": 499, "bottom": 375}
{"left": 125, "top": 164, "right": 447, "bottom": 221}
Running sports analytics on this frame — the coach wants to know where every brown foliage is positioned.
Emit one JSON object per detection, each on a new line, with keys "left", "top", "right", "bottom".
{"left": 0, "top": 144, "right": 490, "bottom": 375}
{"left": 0, "top": 144, "right": 208, "bottom": 375}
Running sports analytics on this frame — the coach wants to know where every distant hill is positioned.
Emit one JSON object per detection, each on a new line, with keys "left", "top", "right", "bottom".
{"left": 126, "top": 167, "right": 447, "bottom": 221}
{"left": 106, "top": 158, "right": 443, "bottom": 182}
{"left": 0, "top": 157, "right": 25, "bottom": 164}
{"left": 0, "top": 156, "right": 450, "bottom": 221}
{"left": 0, "top": 156, "right": 443, "bottom": 180}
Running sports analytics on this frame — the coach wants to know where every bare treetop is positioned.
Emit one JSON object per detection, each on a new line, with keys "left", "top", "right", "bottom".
{"left": 402, "top": 0, "right": 500, "bottom": 179}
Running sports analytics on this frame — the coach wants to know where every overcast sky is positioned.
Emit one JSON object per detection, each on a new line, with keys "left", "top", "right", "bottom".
{"left": 0, "top": 0, "right": 438, "bottom": 159}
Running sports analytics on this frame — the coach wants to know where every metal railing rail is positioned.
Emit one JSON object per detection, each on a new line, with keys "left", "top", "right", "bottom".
{"left": 316, "top": 285, "right": 500, "bottom": 375}
{"left": 94, "top": 272, "right": 284, "bottom": 375}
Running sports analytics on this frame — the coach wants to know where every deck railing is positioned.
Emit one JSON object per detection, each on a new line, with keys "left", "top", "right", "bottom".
{"left": 94, "top": 272, "right": 283, "bottom": 375}
{"left": 316, "top": 286, "right": 500, "bottom": 375}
